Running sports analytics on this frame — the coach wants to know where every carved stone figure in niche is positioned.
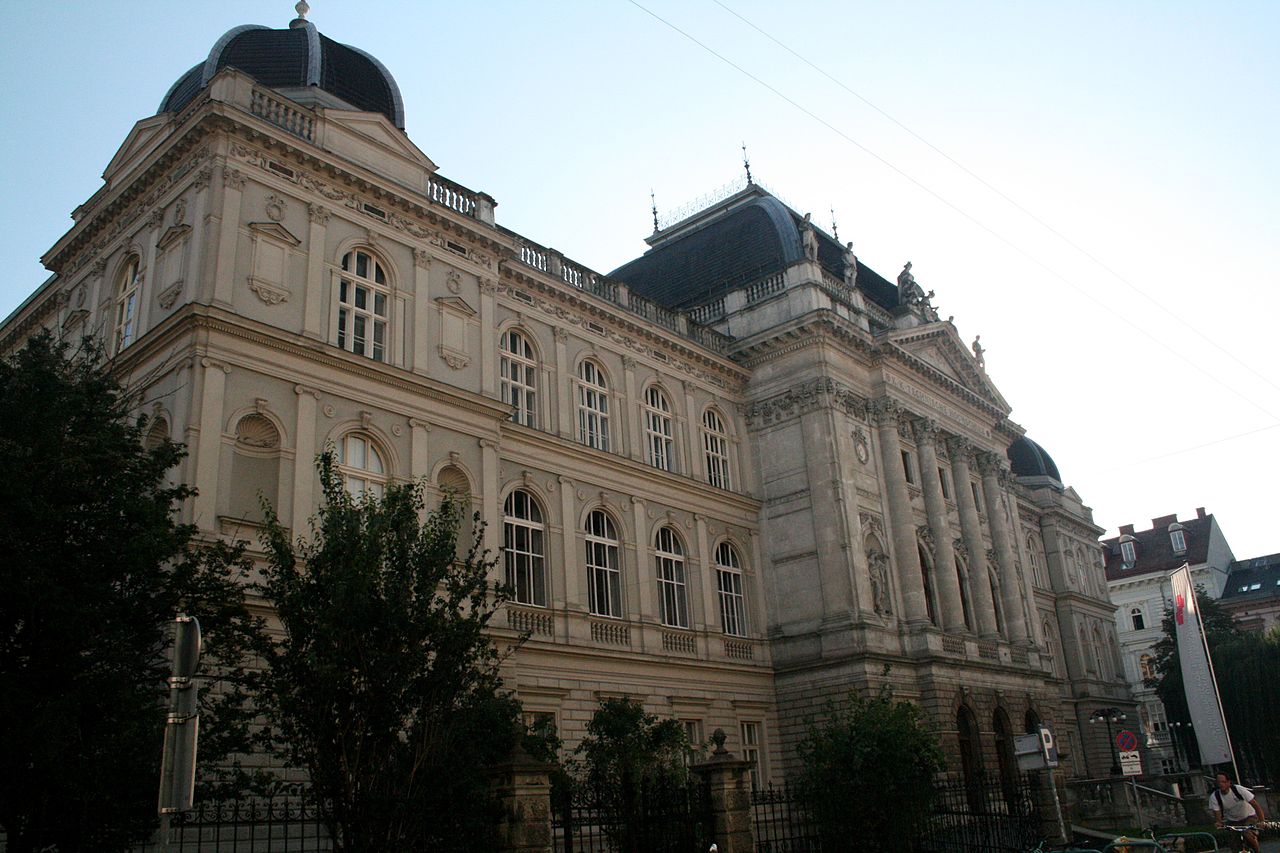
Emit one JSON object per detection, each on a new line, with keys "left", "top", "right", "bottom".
{"left": 971, "top": 335, "right": 986, "bottom": 369}
{"left": 802, "top": 213, "right": 819, "bottom": 261}
{"left": 868, "top": 550, "right": 892, "bottom": 615}
{"left": 898, "top": 262, "right": 924, "bottom": 305}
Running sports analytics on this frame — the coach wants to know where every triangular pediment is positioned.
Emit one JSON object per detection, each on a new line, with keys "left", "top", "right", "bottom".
{"left": 434, "top": 295, "right": 476, "bottom": 317}
{"left": 248, "top": 221, "right": 301, "bottom": 246}
{"left": 886, "top": 324, "right": 1010, "bottom": 412}
{"left": 325, "top": 111, "right": 437, "bottom": 173}
{"left": 102, "top": 115, "right": 174, "bottom": 187}
{"left": 156, "top": 223, "right": 192, "bottom": 251}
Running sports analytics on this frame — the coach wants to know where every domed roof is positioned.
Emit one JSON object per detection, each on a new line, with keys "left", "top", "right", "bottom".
{"left": 159, "top": 11, "right": 405, "bottom": 129}
{"left": 1007, "top": 436, "right": 1061, "bottom": 484}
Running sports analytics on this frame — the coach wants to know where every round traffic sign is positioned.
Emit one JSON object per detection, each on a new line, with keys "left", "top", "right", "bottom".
{"left": 1116, "top": 730, "right": 1138, "bottom": 752}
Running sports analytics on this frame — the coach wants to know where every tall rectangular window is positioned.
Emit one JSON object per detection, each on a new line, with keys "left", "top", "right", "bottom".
{"left": 702, "top": 409, "right": 732, "bottom": 490}
{"left": 715, "top": 542, "right": 747, "bottom": 637}
{"left": 644, "top": 387, "right": 674, "bottom": 472}
{"left": 655, "top": 527, "right": 689, "bottom": 628}
{"left": 741, "top": 721, "right": 762, "bottom": 789}
{"left": 576, "top": 360, "right": 610, "bottom": 451}
{"left": 337, "top": 250, "right": 389, "bottom": 362}
{"left": 901, "top": 450, "right": 915, "bottom": 484}
{"left": 499, "top": 330, "right": 537, "bottom": 428}
{"left": 585, "top": 510, "right": 622, "bottom": 618}
{"left": 503, "top": 489, "right": 546, "bottom": 607}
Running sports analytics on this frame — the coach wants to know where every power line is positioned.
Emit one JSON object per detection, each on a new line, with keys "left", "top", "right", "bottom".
{"left": 623, "top": 0, "right": 1280, "bottom": 426}
{"left": 711, "top": 0, "right": 1280, "bottom": 400}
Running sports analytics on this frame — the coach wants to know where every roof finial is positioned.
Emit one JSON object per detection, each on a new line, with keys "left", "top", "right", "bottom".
{"left": 294, "top": 1, "right": 310, "bottom": 21}
{"left": 830, "top": 206, "right": 839, "bottom": 242}
{"left": 650, "top": 189, "right": 659, "bottom": 234}
{"left": 741, "top": 142, "right": 753, "bottom": 185}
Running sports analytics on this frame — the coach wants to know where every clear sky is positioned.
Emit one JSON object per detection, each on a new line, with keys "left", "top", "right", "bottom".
{"left": 2, "top": 1, "right": 1277, "bottom": 556}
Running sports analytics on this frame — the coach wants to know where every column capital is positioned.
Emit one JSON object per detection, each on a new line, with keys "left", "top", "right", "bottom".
{"left": 977, "top": 450, "right": 1006, "bottom": 476}
{"left": 294, "top": 383, "right": 321, "bottom": 399}
{"left": 913, "top": 416, "right": 940, "bottom": 445}
{"left": 869, "top": 396, "right": 900, "bottom": 427}
{"left": 946, "top": 434, "right": 973, "bottom": 461}
{"left": 307, "top": 202, "right": 331, "bottom": 225}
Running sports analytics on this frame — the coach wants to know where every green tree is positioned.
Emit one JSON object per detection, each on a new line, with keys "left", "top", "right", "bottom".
{"left": 795, "top": 690, "right": 945, "bottom": 853}
{"left": 255, "top": 455, "right": 521, "bottom": 853}
{"left": 574, "top": 697, "right": 692, "bottom": 853}
{"left": 0, "top": 333, "right": 259, "bottom": 853}
{"left": 1150, "top": 591, "right": 1280, "bottom": 781}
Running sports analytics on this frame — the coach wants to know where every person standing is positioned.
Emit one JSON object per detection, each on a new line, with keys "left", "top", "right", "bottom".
{"left": 1211, "top": 771, "right": 1267, "bottom": 853}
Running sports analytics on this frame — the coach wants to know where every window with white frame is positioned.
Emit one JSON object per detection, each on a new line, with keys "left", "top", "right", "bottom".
{"left": 585, "top": 510, "right": 622, "bottom": 618}
{"left": 682, "top": 719, "right": 704, "bottom": 763}
{"left": 644, "top": 386, "right": 674, "bottom": 471}
{"left": 500, "top": 329, "right": 537, "bottom": 428}
{"left": 716, "top": 542, "right": 748, "bottom": 637}
{"left": 114, "top": 255, "right": 141, "bottom": 353}
{"left": 1120, "top": 538, "right": 1136, "bottom": 567}
{"left": 336, "top": 433, "right": 387, "bottom": 499}
{"left": 504, "top": 489, "right": 546, "bottom": 607}
{"left": 576, "top": 360, "right": 610, "bottom": 451}
{"left": 1170, "top": 527, "right": 1187, "bottom": 554}
{"left": 1130, "top": 606, "right": 1145, "bottom": 631}
{"left": 655, "top": 526, "right": 689, "bottom": 628}
{"left": 337, "top": 249, "right": 389, "bottom": 361}
{"left": 702, "top": 408, "right": 732, "bottom": 490}
{"left": 740, "top": 721, "right": 762, "bottom": 789}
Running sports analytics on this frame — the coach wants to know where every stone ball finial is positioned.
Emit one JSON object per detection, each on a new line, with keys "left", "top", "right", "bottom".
{"left": 711, "top": 727, "right": 728, "bottom": 754}
{"left": 296, "top": 0, "right": 310, "bottom": 18}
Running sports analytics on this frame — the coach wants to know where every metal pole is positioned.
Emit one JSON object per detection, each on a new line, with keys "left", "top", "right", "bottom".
{"left": 1131, "top": 776, "right": 1144, "bottom": 830}
{"left": 1048, "top": 767, "right": 1068, "bottom": 843}
{"left": 159, "top": 812, "right": 171, "bottom": 853}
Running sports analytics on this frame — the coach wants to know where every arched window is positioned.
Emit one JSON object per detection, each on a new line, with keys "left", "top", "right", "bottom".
{"left": 716, "top": 542, "right": 748, "bottom": 637}
{"left": 956, "top": 554, "right": 974, "bottom": 630}
{"left": 1092, "top": 627, "right": 1107, "bottom": 677}
{"left": 1139, "top": 653, "right": 1155, "bottom": 682}
{"left": 702, "top": 408, "right": 732, "bottom": 490}
{"left": 576, "top": 360, "right": 610, "bottom": 451}
{"left": 655, "top": 527, "right": 688, "bottom": 628}
{"left": 643, "top": 386, "right": 674, "bottom": 472}
{"left": 336, "top": 433, "right": 386, "bottom": 499}
{"left": 956, "top": 706, "right": 983, "bottom": 798}
{"left": 585, "top": 510, "right": 621, "bottom": 617}
{"left": 1130, "top": 606, "right": 1145, "bottom": 631}
{"left": 1026, "top": 535, "right": 1044, "bottom": 588}
{"left": 500, "top": 329, "right": 537, "bottom": 428}
{"left": 337, "top": 249, "right": 389, "bottom": 361}
{"left": 1080, "top": 626, "right": 1096, "bottom": 674}
{"left": 1043, "top": 618, "right": 1062, "bottom": 677}
{"left": 114, "top": 255, "right": 141, "bottom": 353}
{"left": 504, "top": 490, "right": 546, "bottom": 607}
{"left": 437, "top": 465, "right": 473, "bottom": 552}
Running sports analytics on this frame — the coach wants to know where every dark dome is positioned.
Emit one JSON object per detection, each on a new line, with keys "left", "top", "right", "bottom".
{"left": 159, "top": 16, "right": 405, "bottom": 129}
{"left": 1007, "top": 436, "right": 1062, "bottom": 484}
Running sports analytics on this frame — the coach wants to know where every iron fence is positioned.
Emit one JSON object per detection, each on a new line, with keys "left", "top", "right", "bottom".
{"left": 133, "top": 796, "right": 332, "bottom": 853}
{"left": 552, "top": 780, "right": 712, "bottom": 853}
{"left": 749, "top": 772, "right": 1043, "bottom": 853}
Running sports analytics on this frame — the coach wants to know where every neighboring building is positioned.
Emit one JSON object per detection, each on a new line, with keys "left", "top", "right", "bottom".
{"left": 1220, "top": 553, "right": 1280, "bottom": 635}
{"left": 1103, "top": 509, "right": 1235, "bottom": 774}
{"left": 0, "top": 11, "right": 1134, "bottom": 784}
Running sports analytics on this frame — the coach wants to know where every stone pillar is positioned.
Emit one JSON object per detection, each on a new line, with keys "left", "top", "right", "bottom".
{"left": 303, "top": 204, "right": 330, "bottom": 341}
{"left": 915, "top": 419, "right": 966, "bottom": 631}
{"left": 479, "top": 278, "right": 497, "bottom": 396}
{"left": 291, "top": 385, "right": 320, "bottom": 537}
{"left": 553, "top": 328, "right": 572, "bottom": 439}
{"left": 979, "top": 452, "right": 1028, "bottom": 643}
{"left": 480, "top": 437, "right": 500, "bottom": 558}
{"left": 871, "top": 398, "right": 928, "bottom": 625}
{"left": 558, "top": 476, "right": 583, "bottom": 625}
{"left": 801, "top": 399, "right": 854, "bottom": 625}
{"left": 684, "top": 380, "right": 705, "bottom": 483}
{"left": 211, "top": 165, "right": 244, "bottom": 308}
{"left": 692, "top": 730, "right": 756, "bottom": 853}
{"left": 191, "top": 357, "right": 229, "bottom": 531}
{"left": 490, "top": 745, "right": 553, "bottom": 853}
{"left": 138, "top": 208, "right": 164, "bottom": 335}
{"left": 949, "top": 437, "right": 999, "bottom": 638}
{"left": 622, "top": 356, "right": 641, "bottom": 461}
{"left": 410, "top": 247, "right": 431, "bottom": 372}
{"left": 631, "top": 496, "right": 655, "bottom": 625}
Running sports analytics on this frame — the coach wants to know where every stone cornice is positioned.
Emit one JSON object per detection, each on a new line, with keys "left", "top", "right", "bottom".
{"left": 743, "top": 376, "right": 869, "bottom": 428}
{"left": 876, "top": 335, "right": 1008, "bottom": 421}
{"left": 495, "top": 267, "right": 747, "bottom": 392}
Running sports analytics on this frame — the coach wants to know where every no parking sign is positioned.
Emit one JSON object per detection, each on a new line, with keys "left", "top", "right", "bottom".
{"left": 1115, "top": 730, "right": 1138, "bottom": 753}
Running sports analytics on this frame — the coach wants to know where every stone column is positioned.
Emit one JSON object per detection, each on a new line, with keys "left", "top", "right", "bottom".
{"left": 692, "top": 730, "right": 757, "bottom": 853}
{"left": 138, "top": 208, "right": 164, "bottom": 334}
{"left": 558, "top": 476, "right": 582, "bottom": 623}
{"left": 684, "top": 380, "right": 705, "bottom": 483}
{"left": 408, "top": 418, "right": 431, "bottom": 480}
{"left": 915, "top": 419, "right": 966, "bottom": 631}
{"left": 622, "top": 356, "right": 641, "bottom": 461}
{"left": 553, "top": 328, "right": 572, "bottom": 439}
{"left": 191, "top": 357, "right": 229, "bottom": 531}
{"left": 979, "top": 452, "right": 1028, "bottom": 643}
{"left": 291, "top": 385, "right": 320, "bottom": 537}
{"left": 303, "top": 204, "right": 330, "bottom": 341}
{"left": 631, "top": 496, "right": 655, "bottom": 625}
{"left": 211, "top": 165, "right": 244, "bottom": 308}
{"left": 490, "top": 745, "right": 553, "bottom": 853}
{"left": 871, "top": 398, "right": 928, "bottom": 625}
{"left": 949, "top": 437, "right": 999, "bottom": 638}
{"left": 695, "top": 514, "right": 715, "bottom": 632}
{"left": 480, "top": 438, "right": 500, "bottom": 559}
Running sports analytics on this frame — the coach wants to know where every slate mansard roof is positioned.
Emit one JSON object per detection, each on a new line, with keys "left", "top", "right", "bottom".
{"left": 1221, "top": 553, "right": 1280, "bottom": 602}
{"left": 1103, "top": 513, "right": 1216, "bottom": 580}
{"left": 160, "top": 17, "right": 405, "bottom": 129}
{"left": 608, "top": 189, "right": 898, "bottom": 313}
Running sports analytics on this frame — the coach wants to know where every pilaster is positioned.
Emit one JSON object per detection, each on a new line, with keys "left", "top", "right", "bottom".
{"left": 871, "top": 397, "right": 928, "bottom": 625}
{"left": 949, "top": 436, "right": 999, "bottom": 638}
{"left": 915, "top": 418, "right": 966, "bottom": 631}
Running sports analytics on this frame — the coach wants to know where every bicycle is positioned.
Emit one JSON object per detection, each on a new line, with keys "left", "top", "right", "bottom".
{"left": 1023, "top": 837, "right": 1103, "bottom": 852}
{"left": 1221, "top": 819, "right": 1280, "bottom": 853}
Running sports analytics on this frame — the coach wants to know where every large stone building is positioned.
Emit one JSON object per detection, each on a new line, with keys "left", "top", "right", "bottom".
{"left": 1220, "top": 552, "right": 1280, "bottom": 635}
{"left": 1103, "top": 509, "right": 1236, "bottom": 774}
{"left": 1, "top": 12, "right": 1134, "bottom": 784}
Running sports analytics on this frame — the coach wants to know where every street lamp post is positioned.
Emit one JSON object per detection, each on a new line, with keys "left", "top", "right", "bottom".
{"left": 1089, "top": 707, "right": 1127, "bottom": 776}
{"left": 1168, "top": 721, "right": 1192, "bottom": 773}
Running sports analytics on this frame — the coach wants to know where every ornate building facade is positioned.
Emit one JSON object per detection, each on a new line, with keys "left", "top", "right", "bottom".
{"left": 1, "top": 12, "right": 1134, "bottom": 784}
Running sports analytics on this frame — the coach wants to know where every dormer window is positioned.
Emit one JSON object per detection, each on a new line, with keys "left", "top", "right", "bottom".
{"left": 1119, "top": 535, "right": 1136, "bottom": 568}
{"left": 1168, "top": 523, "right": 1187, "bottom": 556}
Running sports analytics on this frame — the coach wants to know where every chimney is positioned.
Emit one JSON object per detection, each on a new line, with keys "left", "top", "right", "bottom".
{"left": 1119, "top": 524, "right": 1135, "bottom": 535}
{"left": 1151, "top": 514, "right": 1178, "bottom": 529}
{"left": 1196, "top": 507, "right": 1207, "bottom": 519}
